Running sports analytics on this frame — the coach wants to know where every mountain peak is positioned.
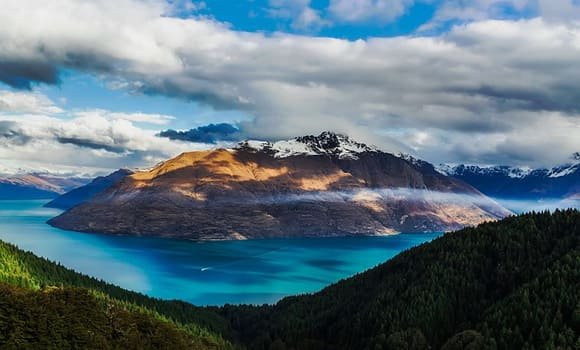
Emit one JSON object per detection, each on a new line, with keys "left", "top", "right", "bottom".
{"left": 237, "top": 131, "right": 379, "bottom": 159}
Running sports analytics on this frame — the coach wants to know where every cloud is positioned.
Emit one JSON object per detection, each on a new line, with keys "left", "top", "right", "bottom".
{"left": 0, "top": 1, "right": 579, "bottom": 166}
{"left": 292, "top": 7, "right": 330, "bottom": 31}
{"left": 0, "top": 90, "right": 63, "bottom": 114}
{"left": 55, "top": 136, "right": 129, "bottom": 154}
{"left": 328, "top": 0, "right": 416, "bottom": 24}
{"left": 165, "top": 0, "right": 207, "bottom": 16}
{"left": 420, "top": 0, "right": 580, "bottom": 31}
{"left": 419, "top": 0, "right": 533, "bottom": 31}
{"left": 0, "top": 120, "right": 31, "bottom": 146}
{"left": 538, "top": 0, "right": 580, "bottom": 22}
{"left": 494, "top": 197, "right": 580, "bottom": 213}
{"left": 191, "top": 186, "right": 516, "bottom": 215}
{"left": 0, "top": 61, "right": 60, "bottom": 89}
{"left": 75, "top": 109, "right": 175, "bottom": 125}
{"left": 0, "top": 92, "right": 207, "bottom": 172}
{"left": 158, "top": 123, "right": 242, "bottom": 143}
{"left": 268, "top": 0, "right": 329, "bottom": 31}
{"left": 402, "top": 111, "right": 580, "bottom": 166}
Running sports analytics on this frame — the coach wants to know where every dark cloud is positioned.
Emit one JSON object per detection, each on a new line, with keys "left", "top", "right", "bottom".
{"left": 158, "top": 123, "right": 242, "bottom": 144}
{"left": 0, "top": 120, "right": 133, "bottom": 154}
{"left": 0, "top": 61, "right": 60, "bottom": 90}
{"left": 55, "top": 137, "right": 129, "bottom": 154}
{"left": 137, "top": 81, "right": 250, "bottom": 111}
{"left": 456, "top": 84, "right": 580, "bottom": 114}
{"left": 0, "top": 121, "right": 31, "bottom": 145}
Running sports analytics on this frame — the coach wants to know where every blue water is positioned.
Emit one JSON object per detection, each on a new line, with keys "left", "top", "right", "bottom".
{"left": 0, "top": 200, "right": 441, "bottom": 305}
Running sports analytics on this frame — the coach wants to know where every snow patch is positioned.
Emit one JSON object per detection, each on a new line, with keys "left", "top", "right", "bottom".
{"left": 237, "top": 132, "right": 380, "bottom": 159}
{"left": 547, "top": 164, "right": 579, "bottom": 178}
{"left": 439, "top": 154, "right": 580, "bottom": 180}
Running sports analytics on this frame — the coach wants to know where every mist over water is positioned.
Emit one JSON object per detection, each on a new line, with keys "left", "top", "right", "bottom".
{"left": 232, "top": 187, "right": 505, "bottom": 208}
{"left": 493, "top": 197, "right": 580, "bottom": 214}
{"left": 251, "top": 188, "right": 580, "bottom": 215}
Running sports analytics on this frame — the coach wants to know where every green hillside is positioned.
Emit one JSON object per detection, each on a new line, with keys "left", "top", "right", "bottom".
{"left": 0, "top": 210, "right": 578, "bottom": 349}
{"left": 0, "top": 239, "right": 235, "bottom": 350}
{"left": 223, "top": 210, "right": 580, "bottom": 350}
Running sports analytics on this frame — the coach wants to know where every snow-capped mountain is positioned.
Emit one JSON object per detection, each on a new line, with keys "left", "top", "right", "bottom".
{"left": 49, "top": 132, "right": 509, "bottom": 240}
{"left": 546, "top": 153, "right": 580, "bottom": 178}
{"left": 237, "top": 132, "right": 380, "bottom": 160}
{"left": 438, "top": 154, "right": 580, "bottom": 200}
{"left": 436, "top": 164, "right": 535, "bottom": 179}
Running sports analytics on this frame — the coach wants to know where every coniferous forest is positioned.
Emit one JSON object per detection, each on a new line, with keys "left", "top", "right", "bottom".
{"left": 0, "top": 210, "right": 579, "bottom": 349}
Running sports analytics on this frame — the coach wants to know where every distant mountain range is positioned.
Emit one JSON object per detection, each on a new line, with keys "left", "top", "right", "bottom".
{"left": 0, "top": 174, "right": 89, "bottom": 200}
{"left": 437, "top": 153, "right": 580, "bottom": 201}
{"left": 44, "top": 169, "right": 133, "bottom": 210}
{"left": 48, "top": 132, "right": 509, "bottom": 240}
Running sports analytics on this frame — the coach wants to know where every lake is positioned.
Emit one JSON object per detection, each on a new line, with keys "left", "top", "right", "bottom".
{"left": 0, "top": 200, "right": 441, "bottom": 305}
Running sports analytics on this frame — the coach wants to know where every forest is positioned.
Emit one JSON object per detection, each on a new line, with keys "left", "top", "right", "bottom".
{"left": 0, "top": 209, "right": 578, "bottom": 349}
{"left": 222, "top": 209, "right": 580, "bottom": 350}
{"left": 0, "top": 237, "right": 235, "bottom": 349}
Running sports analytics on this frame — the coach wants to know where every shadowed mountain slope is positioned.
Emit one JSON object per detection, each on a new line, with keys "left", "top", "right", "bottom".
{"left": 45, "top": 169, "right": 133, "bottom": 210}
{"left": 49, "top": 132, "right": 509, "bottom": 240}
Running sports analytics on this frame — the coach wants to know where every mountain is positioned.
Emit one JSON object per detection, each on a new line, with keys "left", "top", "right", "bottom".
{"left": 0, "top": 174, "right": 89, "bottom": 200}
{"left": 438, "top": 153, "right": 580, "bottom": 201}
{"left": 223, "top": 209, "right": 580, "bottom": 350}
{"left": 45, "top": 169, "right": 133, "bottom": 210}
{"left": 48, "top": 132, "right": 510, "bottom": 240}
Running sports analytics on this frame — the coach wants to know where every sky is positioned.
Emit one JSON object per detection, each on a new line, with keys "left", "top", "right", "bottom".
{"left": 0, "top": 0, "right": 580, "bottom": 174}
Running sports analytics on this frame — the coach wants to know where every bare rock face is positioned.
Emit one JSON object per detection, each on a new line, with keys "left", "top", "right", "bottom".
{"left": 48, "top": 132, "right": 510, "bottom": 240}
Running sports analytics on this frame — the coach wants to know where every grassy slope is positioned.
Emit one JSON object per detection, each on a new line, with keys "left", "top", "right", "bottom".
{"left": 0, "top": 240, "right": 235, "bottom": 350}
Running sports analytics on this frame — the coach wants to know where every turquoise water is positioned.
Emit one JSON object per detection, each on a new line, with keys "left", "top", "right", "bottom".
{"left": 0, "top": 200, "right": 441, "bottom": 305}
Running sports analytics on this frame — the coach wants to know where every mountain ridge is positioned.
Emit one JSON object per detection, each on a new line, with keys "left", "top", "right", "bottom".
{"left": 438, "top": 154, "right": 580, "bottom": 201}
{"left": 44, "top": 169, "right": 134, "bottom": 210}
{"left": 48, "top": 132, "right": 510, "bottom": 240}
{"left": 0, "top": 174, "right": 89, "bottom": 200}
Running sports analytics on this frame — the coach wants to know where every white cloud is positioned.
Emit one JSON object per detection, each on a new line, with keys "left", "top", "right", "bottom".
{"left": 0, "top": 0, "right": 579, "bottom": 167}
{"left": 292, "top": 7, "right": 330, "bottom": 31}
{"left": 328, "top": 0, "right": 416, "bottom": 24}
{"left": 165, "top": 0, "right": 207, "bottom": 16}
{"left": 268, "top": 0, "right": 329, "bottom": 31}
{"left": 0, "top": 92, "right": 205, "bottom": 172}
{"left": 538, "top": 0, "right": 580, "bottom": 22}
{"left": 419, "top": 0, "right": 533, "bottom": 31}
{"left": 75, "top": 109, "right": 175, "bottom": 125}
{"left": 0, "top": 90, "right": 63, "bottom": 114}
